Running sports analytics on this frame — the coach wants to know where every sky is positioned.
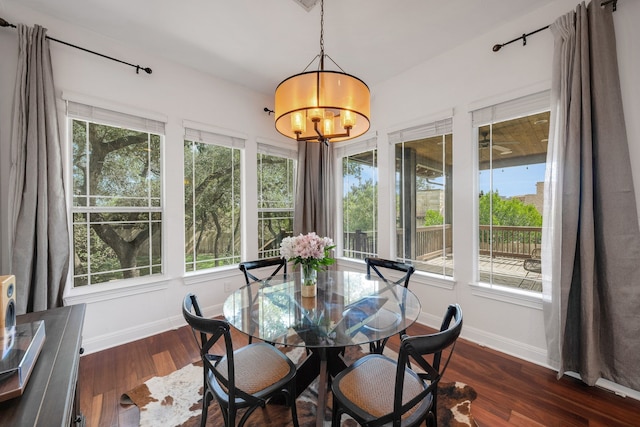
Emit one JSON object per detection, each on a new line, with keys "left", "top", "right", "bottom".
{"left": 479, "top": 163, "right": 546, "bottom": 197}
{"left": 344, "top": 161, "right": 547, "bottom": 199}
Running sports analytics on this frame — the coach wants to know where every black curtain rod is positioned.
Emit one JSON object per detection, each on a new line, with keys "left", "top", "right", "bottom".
{"left": 492, "top": 0, "right": 618, "bottom": 52}
{"left": 0, "top": 17, "right": 152, "bottom": 74}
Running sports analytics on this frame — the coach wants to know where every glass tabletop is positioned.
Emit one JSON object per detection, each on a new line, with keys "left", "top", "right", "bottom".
{"left": 223, "top": 269, "right": 421, "bottom": 348}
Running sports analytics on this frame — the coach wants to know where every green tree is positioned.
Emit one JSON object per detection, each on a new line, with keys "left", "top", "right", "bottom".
{"left": 257, "top": 154, "right": 295, "bottom": 255}
{"left": 184, "top": 142, "right": 241, "bottom": 269}
{"left": 479, "top": 191, "right": 542, "bottom": 226}
{"left": 423, "top": 209, "right": 444, "bottom": 226}
{"left": 343, "top": 153, "right": 377, "bottom": 233}
{"left": 343, "top": 179, "right": 377, "bottom": 232}
{"left": 73, "top": 120, "right": 161, "bottom": 283}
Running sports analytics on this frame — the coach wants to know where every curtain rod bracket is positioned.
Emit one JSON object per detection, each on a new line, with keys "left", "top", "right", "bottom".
{"left": 492, "top": 0, "right": 620, "bottom": 53}
{"left": 1, "top": 16, "right": 153, "bottom": 75}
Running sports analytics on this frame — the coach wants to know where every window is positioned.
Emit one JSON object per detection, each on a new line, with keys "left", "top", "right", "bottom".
{"left": 257, "top": 143, "right": 296, "bottom": 259}
{"left": 184, "top": 128, "right": 243, "bottom": 271}
{"left": 391, "top": 118, "right": 453, "bottom": 277}
{"left": 69, "top": 101, "right": 165, "bottom": 287}
{"left": 338, "top": 138, "right": 378, "bottom": 260}
{"left": 472, "top": 91, "right": 550, "bottom": 292}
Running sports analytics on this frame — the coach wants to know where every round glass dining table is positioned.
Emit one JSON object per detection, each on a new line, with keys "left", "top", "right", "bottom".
{"left": 223, "top": 269, "right": 421, "bottom": 427}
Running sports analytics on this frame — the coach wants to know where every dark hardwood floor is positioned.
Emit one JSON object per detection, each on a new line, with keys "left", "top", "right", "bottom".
{"left": 78, "top": 321, "right": 640, "bottom": 426}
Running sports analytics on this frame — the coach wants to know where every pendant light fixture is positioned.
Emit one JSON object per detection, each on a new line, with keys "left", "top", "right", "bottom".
{"left": 274, "top": 0, "right": 370, "bottom": 144}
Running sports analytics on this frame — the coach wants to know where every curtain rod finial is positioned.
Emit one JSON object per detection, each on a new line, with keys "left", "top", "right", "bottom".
{"left": 492, "top": 44, "right": 503, "bottom": 52}
{"left": 0, "top": 17, "right": 15, "bottom": 28}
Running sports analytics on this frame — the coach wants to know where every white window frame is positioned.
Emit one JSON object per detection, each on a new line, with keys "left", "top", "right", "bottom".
{"left": 184, "top": 126, "right": 245, "bottom": 272}
{"left": 335, "top": 137, "right": 378, "bottom": 260}
{"left": 256, "top": 142, "right": 297, "bottom": 259}
{"left": 389, "top": 117, "right": 454, "bottom": 279}
{"left": 66, "top": 98, "right": 166, "bottom": 289}
{"left": 469, "top": 90, "right": 551, "bottom": 308}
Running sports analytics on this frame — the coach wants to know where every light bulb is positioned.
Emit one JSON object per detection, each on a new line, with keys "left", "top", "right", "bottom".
{"left": 309, "top": 108, "right": 323, "bottom": 121}
{"left": 323, "top": 111, "right": 335, "bottom": 135}
{"left": 341, "top": 110, "right": 356, "bottom": 129}
{"left": 291, "top": 112, "right": 306, "bottom": 133}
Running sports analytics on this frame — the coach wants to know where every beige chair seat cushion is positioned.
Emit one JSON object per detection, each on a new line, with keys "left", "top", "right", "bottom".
{"left": 216, "top": 343, "right": 292, "bottom": 394}
{"left": 335, "top": 355, "right": 426, "bottom": 419}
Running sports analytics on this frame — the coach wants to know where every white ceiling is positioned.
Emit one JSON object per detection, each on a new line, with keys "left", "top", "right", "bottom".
{"left": 5, "top": 0, "right": 556, "bottom": 95}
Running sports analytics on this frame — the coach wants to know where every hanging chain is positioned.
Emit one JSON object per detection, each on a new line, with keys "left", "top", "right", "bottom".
{"left": 319, "top": 0, "right": 325, "bottom": 64}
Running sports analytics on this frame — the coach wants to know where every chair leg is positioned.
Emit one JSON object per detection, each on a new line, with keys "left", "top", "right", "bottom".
{"left": 426, "top": 411, "right": 436, "bottom": 427}
{"left": 288, "top": 386, "right": 300, "bottom": 427}
{"left": 331, "top": 394, "right": 342, "bottom": 426}
{"left": 200, "top": 405, "right": 207, "bottom": 427}
{"left": 228, "top": 406, "right": 236, "bottom": 427}
{"left": 201, "top": 391, "right": 211, "bottom": 427}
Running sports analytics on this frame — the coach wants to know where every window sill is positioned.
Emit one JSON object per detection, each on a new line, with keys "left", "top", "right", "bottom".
{"left": 336, "top": 258, "right": 456, "bottom": 290}
{"left": 183, "top": 265, "right": 241, "bottom": 286}
{"left": 469, "top": 282, "right": 543, "bottom": 309}
{"left": 63, "top": 275, "right": 171, "bottom": 305}
{"left": 412, "top": 271, "right": 456, "bottom": 290}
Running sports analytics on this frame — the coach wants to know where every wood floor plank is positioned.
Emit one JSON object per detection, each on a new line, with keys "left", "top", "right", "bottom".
{"left": 152, "top": 350, "right": 178, "bottom": 377}
{"left": 89, "top": 347, "right": 118, "bottom": 396}
{"left": 508, "top": 411, "right": 548, "bottom": 427}
{"left": 98, "top": 389, "right": 119, "bottom": 427}
{"left": 78, "top": 322, "right": 640, "bottom": 427}
{"left": 88, "top": 394, "right": 103, "bottom": 427}
{"left": 471, "top": 405, "right": 511, "bottom": 427}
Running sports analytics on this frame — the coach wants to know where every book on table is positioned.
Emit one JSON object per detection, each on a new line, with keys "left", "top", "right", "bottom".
{"left": 0, "top": 320, "right": 46, "bottom": 402}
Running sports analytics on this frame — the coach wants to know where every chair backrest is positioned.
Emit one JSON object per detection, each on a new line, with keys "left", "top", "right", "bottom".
{"left": 238, "top": 257, "right": 287, "bottom": 285}
{"left": 393, "top": 304, "right": 463, "bottom": 420}
{"left": 365, "top": 257, "right": 415, "bottom": 288}
{"left": 182, "top": 293, "right": 253, "bottom": 403}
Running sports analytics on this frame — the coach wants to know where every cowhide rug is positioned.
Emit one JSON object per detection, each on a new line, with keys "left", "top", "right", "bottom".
{"left": 120, "top": 346, "right": 477, "bottom": 427}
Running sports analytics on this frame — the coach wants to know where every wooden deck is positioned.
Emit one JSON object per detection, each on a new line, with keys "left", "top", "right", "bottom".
{"left": 418, "top": 254, "right": 543, "bottom": 292}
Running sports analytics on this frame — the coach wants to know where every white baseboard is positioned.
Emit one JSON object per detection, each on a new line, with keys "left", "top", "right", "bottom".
{"left": 81, "top": 302, "right": 224, "bottom": 354}
{"left": 81, "top": 318, "right": 175, "bottom": 354}
{"left": 417, "top": 311, "right": 548, "bottom": 367}
{"left": 416, "top": 312, "right": 640, "bottom": 402}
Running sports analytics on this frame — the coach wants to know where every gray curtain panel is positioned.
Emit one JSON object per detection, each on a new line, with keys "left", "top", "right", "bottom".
{"left": 545, "top": 2, "right": 640, "bottom": 390}
{"left": 9, "top": 24, "right": 69, "bottom": 313}
{"left": 293, "top": 141, "right": 335, "bottom": 239}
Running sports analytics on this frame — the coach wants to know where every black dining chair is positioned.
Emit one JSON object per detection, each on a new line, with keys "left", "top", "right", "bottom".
{"left": 182, "top": 293, "right": 300, "bottom": 427}
{"left": 331, "top": 304, "right": 463, "bottom": 427}
{"left": 238, "top": 257, "right": 288, "bottom": 344}
{"left": 364, "top": 257, "right": 416, "bottom": 354}
{"left": 238, "top": 257, "right": 287, "bottom": 285}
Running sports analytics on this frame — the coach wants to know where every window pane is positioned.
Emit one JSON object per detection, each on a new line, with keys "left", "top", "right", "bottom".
{"left": 395, "top": 133, "right": 453, "bottom": 277}
{"left": 73, "top": 122, "right": 160, "bottom": 208}
{"left": 343, "top": 150, "right": 378, "bottom": 259}
{"left": 477, "top": 111, "right": 549, "bottom": 292}
{"left": 257, "top": 153, "right": 295, "bottom": 259}
{"left": 184, "top": 140, "right": 242, "bottom": 271}
{"left": 72, "top": 212, "right": 162, "bottom": 286}
{"left": 71, "top": 118, "right": 163, "bottom": 287}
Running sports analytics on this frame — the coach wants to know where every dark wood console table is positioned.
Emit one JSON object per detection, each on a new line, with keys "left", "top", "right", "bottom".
{"left": 0, "top": 304, "right": 86, "bottom": 426}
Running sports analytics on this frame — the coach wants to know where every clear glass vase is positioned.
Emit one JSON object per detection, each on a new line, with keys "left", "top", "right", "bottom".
{"left": 300, "top": 264, "right": 318, "bottom": 297}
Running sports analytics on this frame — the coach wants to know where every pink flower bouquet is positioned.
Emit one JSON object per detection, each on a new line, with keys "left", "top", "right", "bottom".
{"left": 280, "top": 232, "right": 335, "bottom": 280}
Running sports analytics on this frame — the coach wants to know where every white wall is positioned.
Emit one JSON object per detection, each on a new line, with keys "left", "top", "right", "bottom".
{"left": 1, "top": 0, "right": 639, "bottom": 396}
{"left": 0, "top": 3, "right": 286, "bottom": 351}
{"left": 369, "top": 0, "right": 640, "bottom": 396}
